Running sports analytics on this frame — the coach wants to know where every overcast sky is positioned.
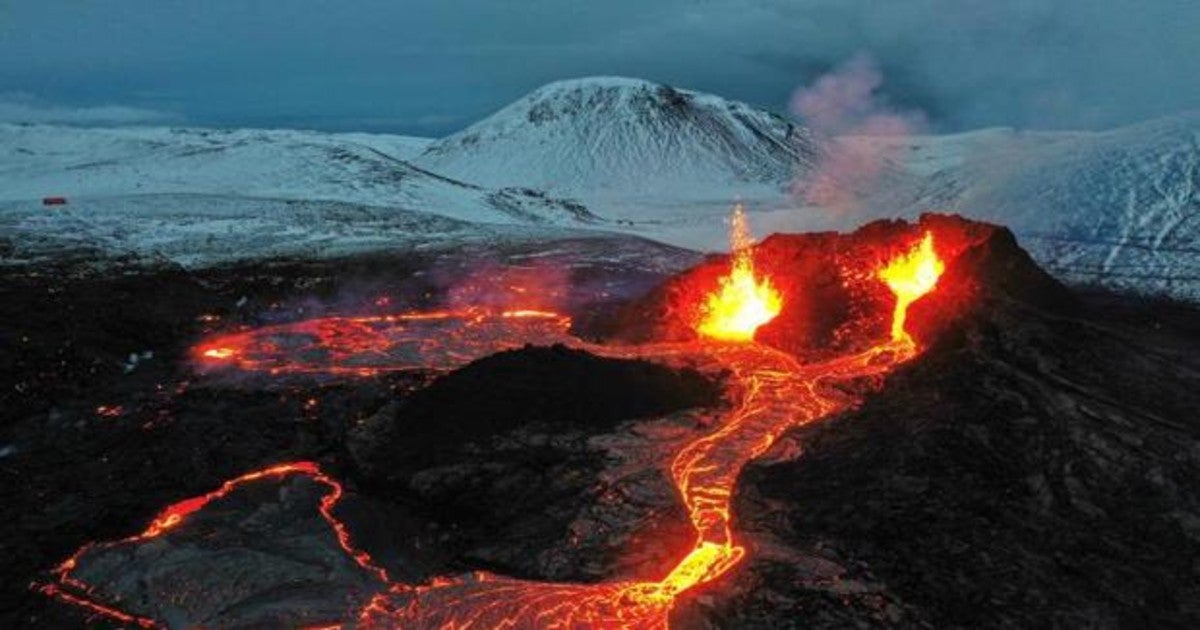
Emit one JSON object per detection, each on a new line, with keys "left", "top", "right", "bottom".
{"left": 2, "top": 0, "right": 1198, "bottom": 136}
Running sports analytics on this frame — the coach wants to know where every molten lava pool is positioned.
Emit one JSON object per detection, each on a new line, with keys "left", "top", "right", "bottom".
{"left": 40, "top": 224, "right": 949, "bottom": 628}
{"left": 193, "top": 308, "right": 574, "bottom": 376}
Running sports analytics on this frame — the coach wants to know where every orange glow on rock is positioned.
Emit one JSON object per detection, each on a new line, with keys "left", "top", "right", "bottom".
{"left": 38, "top": 461, "right": 391, "bottom": 628}
{"left": 878, "top": 231, "right": 945, "bottom": 344}
{"left": 695, "top": 205, "right": 782, "bottom": 342}
{"left": 190, "top": 308, "right": 574, "bottom": 375}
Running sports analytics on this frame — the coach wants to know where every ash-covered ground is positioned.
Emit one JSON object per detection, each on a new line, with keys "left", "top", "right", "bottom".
{"left": 2, "top": 224, "right": 1198, "bottom": 629}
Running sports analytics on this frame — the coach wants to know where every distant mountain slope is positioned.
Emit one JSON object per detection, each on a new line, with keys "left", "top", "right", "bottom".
{"left": 0, "top": 87, "right": 1196, "bottom": 303}
{"left": 0, "top": 194, "right": 552, "bottom": 268}
{"left": 0, "top": 124, "right": 590, "bottom": 226}
{"left": 878, "top": 112, "right": 1200, "bottom": 300}
{"left": 414, "top": 77, "right": 816, "bottom": 198}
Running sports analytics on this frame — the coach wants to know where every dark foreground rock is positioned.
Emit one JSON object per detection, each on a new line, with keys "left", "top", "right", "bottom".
{"left": 708, "top": 285, "right": 1200, "bottom": 626}
{"left": 349, "top": 344, "right": 722, "bottom": 582}
{"left": 61, "top": 475, "right": 386, "bottom": 628}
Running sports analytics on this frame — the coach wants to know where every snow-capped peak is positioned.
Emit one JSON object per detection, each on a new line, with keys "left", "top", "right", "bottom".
{"left": 414, "top": 76, "right": 816, "bottom": 197}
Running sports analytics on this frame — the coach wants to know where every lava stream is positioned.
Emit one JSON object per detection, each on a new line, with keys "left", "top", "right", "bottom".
{"left": 42, "top": 335, "right": 918, "bottom": 628}
{"left": 356, "top": 340, "right": 913, "bottom": 629}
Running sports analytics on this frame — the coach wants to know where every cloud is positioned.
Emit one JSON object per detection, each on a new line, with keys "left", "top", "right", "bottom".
{"left": 0, "top": 1, "right": 1197, "bottom": 133}
{"left": 0, "top": 92, "right": 178, "bottom": 126}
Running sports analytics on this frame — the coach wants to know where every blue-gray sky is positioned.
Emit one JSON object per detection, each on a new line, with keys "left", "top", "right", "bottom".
{"left": 2, "top": 0, "right": 1198, "bottom": 136}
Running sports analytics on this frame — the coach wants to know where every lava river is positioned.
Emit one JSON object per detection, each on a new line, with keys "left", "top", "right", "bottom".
{"left": 40, "top": 232, "right": 946, "bottom": 629}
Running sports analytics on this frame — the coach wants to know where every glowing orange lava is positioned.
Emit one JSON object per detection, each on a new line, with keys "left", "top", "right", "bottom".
{"left": 695, "top": 205, "right": 782, "bottom": 342}
{"left": 38, "top": 462, "right": 390, "bottom": 629}
{"left": 46, "top": 245, "right": 950, "bottom": 628}
{"left": 192, "top": 308, "right": 574, "bottom": 375}
{"left": 878, "top": 231, "right": 945, "bottom": 344}
{"left": 201, "top": 347, "right": 235, "bottom": 360}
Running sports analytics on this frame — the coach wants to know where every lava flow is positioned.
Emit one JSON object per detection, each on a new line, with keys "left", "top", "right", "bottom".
{"left": 42, "top": 228, "right": 948, "bottom": 628}
{"left": 695, "top": 204, "right": 782, "bottom": 342}
{"left": 878, "top": 231, "right": 945, "bottom": 343}
{"left": 37, "top": 462, "right": 389, "bottom": 629}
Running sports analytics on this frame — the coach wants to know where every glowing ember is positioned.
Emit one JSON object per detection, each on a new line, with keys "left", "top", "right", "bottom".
{"left": 500, "top": 309, "right": 563, "bottom": 319}
{"left": 878, "top": 231, "right": 945, "bottom": 344}
{"left": 95, "top": 405, "right": 124, "bottom": 418}
{"left": 201, "top": 347, "right": 236, "bottom": 360}
{"left": 695, "top": 205, "right": 782, "bottom": 342}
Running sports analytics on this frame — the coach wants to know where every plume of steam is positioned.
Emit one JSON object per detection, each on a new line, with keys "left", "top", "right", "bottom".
{"left": 789, "top": 53, "right": 925, "bottom": 217}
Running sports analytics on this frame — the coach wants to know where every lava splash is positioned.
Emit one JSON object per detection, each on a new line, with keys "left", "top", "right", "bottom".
{"left": 878, "top": 231, "right": 945, "bottom": 343}
{"left": 694, "top": 205, "right": 782, "bottom": 342}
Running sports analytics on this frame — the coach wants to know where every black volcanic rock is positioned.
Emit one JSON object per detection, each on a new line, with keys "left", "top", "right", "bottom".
{"left": 352, "top": 344, "right": 718, "bottom": 476}
{"left": 348, "top": 344, "right": 721, "bottom": 582}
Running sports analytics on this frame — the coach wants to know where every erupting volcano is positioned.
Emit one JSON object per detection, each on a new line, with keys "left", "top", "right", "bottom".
{"left": 40, "top": 216, "right": 964, "bottom": 628}
{"left": 695, "top": 205, "right": 782, "bottom": 342}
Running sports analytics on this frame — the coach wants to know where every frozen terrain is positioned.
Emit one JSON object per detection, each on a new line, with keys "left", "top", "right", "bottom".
{"left": 415, "top": 77, "right": 815, "bottom": 199}
{"left": 881, "top": 115, "right": 1200, "bottom": 300}
{"left": 0, "top": 194, "right": 599, "bottom": 268}
{"left": 0, "top": 78, "right": 1196, "bottom": 300}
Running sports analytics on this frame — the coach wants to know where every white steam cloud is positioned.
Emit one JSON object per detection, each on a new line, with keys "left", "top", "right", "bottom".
{"left": 789, "top": 53, "right": 925, "bottom": 216}
{"left": 0, "top": 92, "right": 177, "bottom": 126}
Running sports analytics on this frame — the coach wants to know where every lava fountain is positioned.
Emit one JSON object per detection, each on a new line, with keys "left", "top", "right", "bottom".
{"left": 695, "top": 204, "right": 782, "bottom": 342}
{"left": 878, "top": 231, "right": 945, "bottom": 344}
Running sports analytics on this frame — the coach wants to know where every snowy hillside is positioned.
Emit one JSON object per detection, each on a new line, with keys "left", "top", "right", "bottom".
{"left": 415, "top": 77, "right": 816, "bottom": 199}
{"left": 0, "top": 124, "right": 592, "bottom": 227}
{"left": 870, "top": 113, "right": 1200, "bottom": 300}
{"left": 0, "top": 194, "right": 601, "bottom": 268}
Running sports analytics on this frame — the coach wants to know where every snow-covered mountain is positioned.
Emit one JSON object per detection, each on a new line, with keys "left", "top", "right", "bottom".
{"left": 0, "top": 78, "right": 1196, "bottom": 302}
{"left": 415, "top": 77, "right": 816, "bottom": 199}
